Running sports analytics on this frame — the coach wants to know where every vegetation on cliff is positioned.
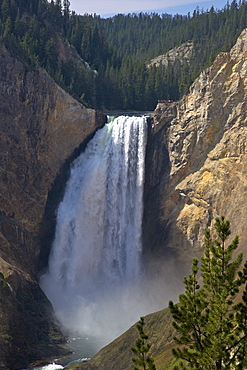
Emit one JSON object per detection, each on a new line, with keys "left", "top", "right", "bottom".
{"left": 2, "top": 0, "right": 247, "bottom": 110}
{"left": 169, "top": 217, "right": 247, "bottom": 370}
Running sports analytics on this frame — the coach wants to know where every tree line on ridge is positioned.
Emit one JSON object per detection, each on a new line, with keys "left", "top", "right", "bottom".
{"left": 1, "top": 0, "right": 247, "bottom": 110}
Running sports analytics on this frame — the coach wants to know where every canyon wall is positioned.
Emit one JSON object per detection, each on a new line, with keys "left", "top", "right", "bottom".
{"left": 144, "top": 28, "right": 247, "bottom": 272}
{"left": 0, "top": 42, "right": 105, "bottom": 369}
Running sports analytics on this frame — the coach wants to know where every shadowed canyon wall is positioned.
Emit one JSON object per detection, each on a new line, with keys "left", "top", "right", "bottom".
{"left": 0, "top": 42, "right": 105, "bottom": 369}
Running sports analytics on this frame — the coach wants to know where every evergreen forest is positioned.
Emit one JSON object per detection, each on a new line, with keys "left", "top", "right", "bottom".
{"left": 1, "top": 0, "right": 247, "bottom": 110}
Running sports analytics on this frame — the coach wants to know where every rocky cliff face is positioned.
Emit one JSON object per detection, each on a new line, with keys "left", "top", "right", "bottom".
{"left": 144, "top": 28, "right": 247, "bottom": 271}
{"left": 0, "top": 43, "right": 105, "bottom": 369}
{"left": 147, "top": 41, "right": 194, "bottom": 68}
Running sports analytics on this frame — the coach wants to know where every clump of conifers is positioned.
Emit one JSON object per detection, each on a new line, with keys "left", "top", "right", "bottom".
{"left": 169, "top": 216, "right": 247, "bottom": 370}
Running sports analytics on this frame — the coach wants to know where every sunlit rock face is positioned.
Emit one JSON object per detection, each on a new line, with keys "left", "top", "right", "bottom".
{"left": 147, "top": 40, "right": 194, "bottom": 68}
{"left": 144, "top": 28, "right": 247, "bottom": 269}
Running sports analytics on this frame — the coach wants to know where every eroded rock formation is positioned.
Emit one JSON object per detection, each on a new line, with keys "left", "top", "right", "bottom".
{"left": 144, "top": 28, "right": 247, "bottom": 270}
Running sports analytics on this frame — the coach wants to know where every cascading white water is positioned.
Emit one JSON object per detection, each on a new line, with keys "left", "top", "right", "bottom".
{"left": 40, "top": 115, "right": 149, "bottom": 345}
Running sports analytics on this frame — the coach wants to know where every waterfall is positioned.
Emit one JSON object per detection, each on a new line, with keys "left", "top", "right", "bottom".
{"left": 40, "top": 115, "right": 149, "bottom": 344}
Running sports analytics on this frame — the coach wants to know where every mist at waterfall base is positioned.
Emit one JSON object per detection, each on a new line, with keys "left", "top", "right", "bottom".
{"left": 40, "top": 115, "right": 180, "bottom": 360}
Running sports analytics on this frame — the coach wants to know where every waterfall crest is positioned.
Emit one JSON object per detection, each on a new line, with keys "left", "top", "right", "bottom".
{"left": 40, "top": 115, "right": 148, "bottom": 343}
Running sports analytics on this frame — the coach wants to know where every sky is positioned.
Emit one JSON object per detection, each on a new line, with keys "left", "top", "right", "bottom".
{"left": 69, "top": 0, "right": 229, "bottom": 18}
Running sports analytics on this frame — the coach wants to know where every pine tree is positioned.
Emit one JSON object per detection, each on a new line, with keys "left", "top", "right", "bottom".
{"left": 131, "top": 316, "right": 156, "bottom": 370}
{"left": 1, "top": 0, "right": 11, "bottom": 22}
{"left": 169, "top": 216, "right": 247, "bottom": 370}
{"left": 63, "top": 0, "right": 70, "bottom": 34}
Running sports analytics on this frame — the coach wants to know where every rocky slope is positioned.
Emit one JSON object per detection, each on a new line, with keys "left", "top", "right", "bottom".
{"left": 147, "top": 41, "right": 194, "bottom": 68}
{"left": 69, "top": 308, "right": 176, "bottom": 370}
{"left": 70, "top": 28, "right": 247, "bottom": 370}
{"left": 0, "top": 43, "right": 105, "bottom": 369}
